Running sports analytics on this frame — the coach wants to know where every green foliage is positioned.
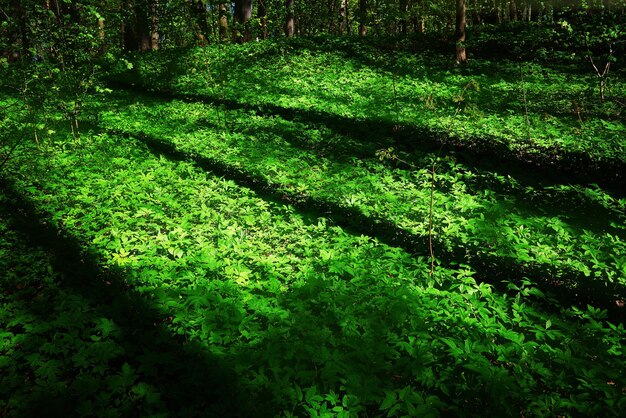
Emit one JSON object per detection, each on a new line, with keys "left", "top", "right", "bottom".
{"left": 96, "top": 85, "right": 626, "bottom": 301}
{"left": 110, "top": 36, "right": 625, "bottom": 167}
{"left": 1, "top": 87, "right": 626, "bottom": 416}
{"left": 2, "top": 11, "right": 626, "bottom": 417}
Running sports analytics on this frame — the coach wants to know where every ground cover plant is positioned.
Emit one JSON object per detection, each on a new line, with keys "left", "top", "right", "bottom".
{"left": 2, "top": 1, "right": 626, "bottom": 417}
{"left": 96, "top": 90, "right": 626, "bottom": 311}
{"left": 109, "top": 36, "right": 626, "bottom": 190}
{"left": 1, "top": 117, "right": 625, "bottom": 416}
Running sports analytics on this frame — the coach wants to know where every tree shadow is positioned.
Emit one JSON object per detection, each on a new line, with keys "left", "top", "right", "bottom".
{"left": 2, "top": 133, "right": 624, "bottom": 417}
{"left": 107, "top": 79, "right": 626, "bottom": 198}
{"left": 95, "top": 88, "right": 626, "bottom": 238}
{"left": 227, "top": 251, "right": 626, "bottom": 416}
{"left": 107, "top": 126, "right": 626, "bottom": 323}
{"left": 4, "top": 178, "right": 622, "bottom": 417}
{"left": 0, "top": 180, "right": 242, "bottom": 417}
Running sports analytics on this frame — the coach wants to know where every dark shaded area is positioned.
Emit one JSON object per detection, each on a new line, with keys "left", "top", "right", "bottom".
{"left": 107, "top": 127, "right": 626, "bottom": 323}
{"left": 5, "top": 176, "right": 621, "bottom": 418}
{"left": 0, "top": 178, "right": 242, "bottom": 417}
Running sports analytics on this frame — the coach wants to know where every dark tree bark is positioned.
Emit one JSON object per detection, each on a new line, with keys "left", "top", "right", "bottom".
{"left": 358, "top": 0, "right": 367, "bottom": 36}
{"left": 189, "top": 0, "right": 210, "bottom": 45}
{"left": 234, "top": 0, "right": 252, "bottom": 43}
{"left": 16, "top": 0, "right": 30, "bottom": 57}
{"left": 121, "top": 0, "right": 136, "bottom": 51}
{"left": 338, "top": 0, "right": 347, "bottom": 35}
{"left": 121, "top": 0, "right": 153, "bottom": 51}
{"left": 510, "top": 0, "right": 518, "bottom": 21}
{"left": 285, "top": 0, "right": 295, "bottom": 37}
{"left": 258, "top": 0, "right": 268, "bottom": 39}
{"left": 455, "top": 0, "right": 467, "bottom": 64}
{"left": 328, "top": 0, "right": 336, "bottom": 33}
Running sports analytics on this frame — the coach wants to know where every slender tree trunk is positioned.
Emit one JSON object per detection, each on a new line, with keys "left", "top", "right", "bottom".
{"left": 358, "top": 0, "right": 367, "bottom": 35}
{"left": 151, "top": 0, "right": 159, "bottom": 50}
{"left": 219, "top": 3, "right": 228, "bottom": 40}
{"left": 120, "top": 19, "right": 126, "bottom": 50}
{"left": 97, "top": 17, "right": 107, "bottom": 54}
{"left": 98, "top": 19, "right": 105, "bottom": 42}
{"left": 122, "top": 0, "right": 137, "bottom": 51}
{"left": 139, "top": 11, "right": 151, "bottom": 52}
{"left": 328, "top": 0, "right": 336, "bottom": 33}
{"left": 455, "top": 0, "right": 467, "bottom": 64}
{"left": 496, "top": 0, "right": 502, "bottom": 24}
{"left": 16, "top": 1, "right": 29, "bottom": 57}
{"left": 338, "top": 0, "right": 347, "bottom": 35}
{"left": 285, "top": 0, "right": 295, "bottom": 37}
{"left": 258, "top": 0, "right": 268, "bottom": 39}
{"left": 190, "top": 0, "right": 209, "bottom": 45}
{"left": 129, "top": 0, "right": 151, "bottom": 51}
{"left": 234, "top": 0, "right": 252, "bottom": 43}
{"left": 346, "top": 1, "right": 351, "bottom": 34}
{"left": 399, "top": 0, "right": 408, "bottom": 35}
{"left": 510, "top": 0, "right": 518, "bottom": 21}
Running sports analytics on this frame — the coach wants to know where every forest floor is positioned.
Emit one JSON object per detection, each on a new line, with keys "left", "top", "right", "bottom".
{"left": 1, "top": 37, "right": 626, "bottom": 416}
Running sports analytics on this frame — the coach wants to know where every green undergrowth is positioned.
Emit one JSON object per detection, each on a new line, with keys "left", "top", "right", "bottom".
{"left": 107, "top": 37, "right": 626, "bottom": 176}
{"left": 2, "top": 123, "right": 626, "bottom": 416}
{"left": 0, "top": 191, "right": 239, "bottom": 417}
{"left": 96, "top": 91, "right": 626, "bottom": 307}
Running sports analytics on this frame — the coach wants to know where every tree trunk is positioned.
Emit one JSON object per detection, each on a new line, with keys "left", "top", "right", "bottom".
{"left": 97, "top": 17, "right": 106, "bottom": 54}
{"left": 495, "top": 0, "right": 502, "bottom": 24}
{"left": 399, "top": 0, "right": 408, "bottom": 35}
{"left": 455, "top": 0, "right": 467, "bottom": 64}
{"left": 328, "top": 0, "right": 336, "bottom": 33}
{"left": 358, "top": 0, "right": 367, "bottom": 36}
{"left": 338, "top": 0, "right": 347, "bottom": 35}
{"left": 234, "top": 0, "right": 252, "bottom": 43}
{"left": 138, "top": 4, "right": 151, "bottom": 52}
{"left": 510, "top": 0, "right": 518, "bottom": 21}
{"left": 139, "top": 33, "right": 151, "bottom": 51}
{"left": 219, "top": 3, "right": 228, "bottom": 40}
{"left": 285, "top": 0, "right": 295, "bottom": 37}
{"left": 258, "top": 0, "right": 268, "bottom": 39}
{"left": 416, "top": 17, "right": 425, "bottom": 32}
{"left": 16, "top": 1, "right": 29, "bottom": 57}
{"left": 345, "top": 0, "right": 351, "bottom": 35}
{"left": 151, "top": 0, "right": 159, "bottom": 50}
{"left": 189, "top": 0, "right": 209, "bottom": 45}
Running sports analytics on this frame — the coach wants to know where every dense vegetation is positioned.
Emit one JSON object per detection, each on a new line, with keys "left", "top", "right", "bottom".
{"left": 1, "top": 0, "right": 625, "bottom": 417}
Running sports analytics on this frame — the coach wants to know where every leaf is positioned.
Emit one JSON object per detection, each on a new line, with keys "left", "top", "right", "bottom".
{"left": 305, "top": 386, "right": 317, "bottom": 404}
{"left": 380, "top": 391, "right": 397, "bottom": 410}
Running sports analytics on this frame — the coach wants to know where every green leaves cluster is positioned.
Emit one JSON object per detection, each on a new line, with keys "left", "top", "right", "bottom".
{"left": 112, "top": 37, "right": 625, "bottom": 164}
{"left": 98, "top": 91, "right": 626, "bottom": 302}
{"left": 1, "top": 103, "right": 625, "bottom": 415}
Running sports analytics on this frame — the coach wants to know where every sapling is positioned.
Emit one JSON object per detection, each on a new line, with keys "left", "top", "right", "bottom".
{"left": 586, "top": 39, "right": 614, "bottom": 102}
